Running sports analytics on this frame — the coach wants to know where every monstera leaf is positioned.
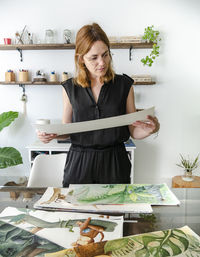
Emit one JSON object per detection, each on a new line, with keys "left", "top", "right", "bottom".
{"left": 0, "top": 111, "right": 23, "bottom": 169}
{"left": 104, "top": 228, "right": 191, "bottom": 257}
{"left": 0, "top": 111, "right": 18, "bottom": 132}
{"left": 0, "top": 147, "right": 23, "bottom": 169}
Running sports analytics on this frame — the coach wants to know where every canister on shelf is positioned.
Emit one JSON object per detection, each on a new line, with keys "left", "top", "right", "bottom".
{"left": 5, "top": 70, "right": 15, "bottom": 82}
{"left": 62, "top": 72, "right": 68, "bottom": 82}
{"left": 19, "top": 70, "right": 29, "bottom": 82}
{"left": 50, "top": 71, "right": 57, "bottom": 82}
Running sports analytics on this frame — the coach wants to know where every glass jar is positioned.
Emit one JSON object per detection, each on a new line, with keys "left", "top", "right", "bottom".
{"left": 63, "top": 29, "right": 71, "bottom": 44}
{"left": 45, "top": 29, "right": 55, "bottom": 44}
{"left": 182, "top": 170, "right": 194, "bottom": 181}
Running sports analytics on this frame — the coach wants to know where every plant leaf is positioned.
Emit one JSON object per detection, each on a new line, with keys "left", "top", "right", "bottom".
{"left": 0, "top": 147, "right": 23, "bottom": 169}
{"left": 0, "top": 111, "right": 18, "bottom": 132}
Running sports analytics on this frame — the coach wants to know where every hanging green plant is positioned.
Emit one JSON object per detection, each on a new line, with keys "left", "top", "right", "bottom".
{"left": 0, "top": 111, "right": 23, "bottom": 169}
{"left": 141, "top": 25, "right": 161, "bottom": 67}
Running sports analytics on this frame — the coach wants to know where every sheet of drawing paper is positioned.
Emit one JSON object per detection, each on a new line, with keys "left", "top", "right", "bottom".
{"left": 34, "top": 187, "right": 153, "bottom": 213}
{"left": 67, "top": 183, "right": 180, "bottom": 206}
{"left": 0, "top": 207, "right": 123, "bottom": 249}
{"left": 0, "top": 219, "right": 64, "bottom": 256}
{"left": 45, "top": 226, "right": 200, "bottom": 257}
{"left": 35, "top": 107, "right": 154, "bottom": 135}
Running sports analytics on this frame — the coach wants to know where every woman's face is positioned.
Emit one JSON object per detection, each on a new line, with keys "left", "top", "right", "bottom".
{"left": 83, "top": 40, "right": 110, "bottom": 79}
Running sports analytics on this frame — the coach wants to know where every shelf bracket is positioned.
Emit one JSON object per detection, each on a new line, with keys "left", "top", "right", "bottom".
{"left": 17, "top": 48, "right": 23, "bottom": 62}
{"left": 129, "top": 46, "right": 133, "bottom": 61}
{"left": 19, "top": 84, "right": 26, "bottom": 94}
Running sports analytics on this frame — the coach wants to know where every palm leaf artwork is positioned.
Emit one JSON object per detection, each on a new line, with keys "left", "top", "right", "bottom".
{"left": 0, "top": 220, "right": 64, "bottom": 257}
{"left": 67, "top": 184, "right": 177, "bottom": 205}
{"left": 104, "top": 227, "right": 200, "bottom": 257}
{"left": 0, "top": 111, "right": 23, "bottom": 169}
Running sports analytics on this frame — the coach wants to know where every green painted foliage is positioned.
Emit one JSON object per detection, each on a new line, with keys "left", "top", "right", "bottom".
{"left": 104, "top": 228, "right": 200, "bottom": 257}
{"left": 0, "top": 111, "right": 23, "bottom": 169}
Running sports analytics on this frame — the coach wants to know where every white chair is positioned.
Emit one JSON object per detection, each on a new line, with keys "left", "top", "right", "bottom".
{"left": 27, "top": 153, "right": 67, "bottom": 187}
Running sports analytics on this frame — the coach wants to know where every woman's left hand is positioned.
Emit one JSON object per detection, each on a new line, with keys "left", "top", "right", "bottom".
{"left": 132, "top": 115, "right": 160, "bottom": 138}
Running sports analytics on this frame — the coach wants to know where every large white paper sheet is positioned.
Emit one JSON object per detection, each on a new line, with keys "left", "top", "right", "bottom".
{"left": 34, "top": 187, "right": 153, "bottom": 214}
{"left": 35, "top": 106, "right": 155, "bottom": 135}
{"left": 0, "top": 207, "right": 123, "bottom": 248}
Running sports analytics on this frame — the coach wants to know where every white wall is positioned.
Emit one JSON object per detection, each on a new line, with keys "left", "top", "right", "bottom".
{"left": 0, "top": 0, "right": 200, "bottom": 185}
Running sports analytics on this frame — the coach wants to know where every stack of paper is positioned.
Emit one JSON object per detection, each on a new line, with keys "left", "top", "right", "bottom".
{"left": 34, "top": 187, "right": 153, "bottom": 214}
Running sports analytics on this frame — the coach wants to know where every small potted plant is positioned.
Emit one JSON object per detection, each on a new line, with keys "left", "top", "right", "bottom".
{"left": 176, "top": 154, "right": 199, "bottom": 181}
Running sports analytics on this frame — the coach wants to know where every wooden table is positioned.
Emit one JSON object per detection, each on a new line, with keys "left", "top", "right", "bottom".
{"left": 172, "top": 175, "right": 200, "bottom": 188}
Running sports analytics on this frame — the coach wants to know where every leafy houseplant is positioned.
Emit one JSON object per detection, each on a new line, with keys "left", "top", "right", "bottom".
{"left": 141, "top": 25, "right": 161, "bottom": 67}
{"left": 0, "top": 111, "right": 23, "bottom": 169}
{"left": 176, "top": 154, "right": 199, "bottom": 181}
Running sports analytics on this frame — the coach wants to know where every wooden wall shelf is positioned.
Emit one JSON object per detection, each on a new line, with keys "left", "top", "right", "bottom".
{"left": 0, "top": 81, "right": 156, "bottom": 86}
{"left": 0, "top": 42, "right": 153, "bottom": 50}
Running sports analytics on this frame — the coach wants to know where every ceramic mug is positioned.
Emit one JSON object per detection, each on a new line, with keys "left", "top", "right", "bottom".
{"left": 4, "top": 38, "right": 12, "bottom": 45}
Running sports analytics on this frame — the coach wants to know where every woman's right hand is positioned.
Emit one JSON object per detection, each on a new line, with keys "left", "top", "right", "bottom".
{"left": 37, "top": 130, "right": 58, "bottom": 144}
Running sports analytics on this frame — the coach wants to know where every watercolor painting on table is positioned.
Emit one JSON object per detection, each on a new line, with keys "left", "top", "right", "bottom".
{"left": 45, "top": 226, "right": 200, "bottom": 257}
{"left": 34, "top": 187, "right": 153, "bottom": 213}
{"left": 0, "top": 207, "right": 123, "bottom": 249}
{"left": 0, "top": 219, "right": 64, "bottom": 257}
{"left": 67, "top": 183, "right": 180, "bottom": 205}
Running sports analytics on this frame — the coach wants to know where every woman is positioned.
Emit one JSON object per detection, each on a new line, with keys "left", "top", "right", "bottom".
{"left": 37, "top": 23, "right": 159, "bottom": 186}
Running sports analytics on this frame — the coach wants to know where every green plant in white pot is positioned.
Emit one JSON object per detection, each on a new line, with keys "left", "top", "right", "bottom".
{"left": 176, "top": 154, "right": 199, "bottom": 181}
{"left": 0, "top": 111, "right": 23, "bottom": 169}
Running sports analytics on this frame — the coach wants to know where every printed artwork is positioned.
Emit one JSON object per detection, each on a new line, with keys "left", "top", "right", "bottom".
{"left": 34, "top": 187, "right": 153, "bottom": 213}
{"left": 67, "top": 183, "right": 180, "bottom": 205}
{"left": 0, "top": 220, "right": 64, "bottom": 257}
{"left": 45, "top": 226, "right": 200, "bottom": 257}
{"left": 0, "top": 207, "right": 123, "bottom": 249}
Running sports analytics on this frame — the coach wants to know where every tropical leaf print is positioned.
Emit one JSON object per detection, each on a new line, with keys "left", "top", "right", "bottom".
{"left": 104, "top": 228, "right": 196, "bottom": 257}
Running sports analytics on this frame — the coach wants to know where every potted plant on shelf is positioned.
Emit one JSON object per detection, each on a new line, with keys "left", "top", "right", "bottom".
{"left": 0, "top": 111, "right": 23, "bottom": 169}
{"left": 141, "top": 25, "right": 161, "bottom": 67}
{"left": 176, "top": 154, "right": 199, "bottom": 181}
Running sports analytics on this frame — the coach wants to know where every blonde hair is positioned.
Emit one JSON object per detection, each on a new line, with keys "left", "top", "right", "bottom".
{"left": 73, "top": 23, "right": 115, "bottom": 88}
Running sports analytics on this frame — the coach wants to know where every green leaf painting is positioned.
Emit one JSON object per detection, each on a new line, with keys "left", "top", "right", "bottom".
{"left": 67, "top": 184, "right": 179, "bottom": 205}
{"left": 44, "top": 226, "right": 200, "bottom": 257}
{"left": 104, "top": 227, "right": 200, "bottom": 257}
{"left": 0, "top": 220, "right": 64, "bottom": 257}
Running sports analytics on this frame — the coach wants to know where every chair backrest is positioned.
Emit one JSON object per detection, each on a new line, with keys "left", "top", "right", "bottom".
{"left": 27, "top": 153, "right": 67, "bottom": 187}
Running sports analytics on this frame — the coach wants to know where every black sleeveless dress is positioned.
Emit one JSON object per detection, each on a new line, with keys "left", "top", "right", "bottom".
{"left": 62, "top": 74, "right": 134, "bottom": 186}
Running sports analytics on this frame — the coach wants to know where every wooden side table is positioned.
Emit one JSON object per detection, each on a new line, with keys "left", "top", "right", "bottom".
{"left": 172, "top": 176, "right": 200, "bottom": 188}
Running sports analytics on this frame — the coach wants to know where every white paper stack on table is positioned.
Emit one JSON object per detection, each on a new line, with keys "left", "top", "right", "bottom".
{"left": 34, "top": 187, "right": 153, "bottom": 214}
{"left": 34, "top": 184, "right": 180, "bottom": 214}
